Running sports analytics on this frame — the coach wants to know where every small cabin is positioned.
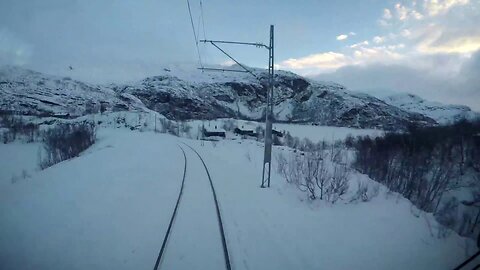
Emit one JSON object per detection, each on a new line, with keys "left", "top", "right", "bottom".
{"left": 234, "top": 127, "right": 255, "bottom": 136}
{"left": 203, "top": 125, "right": 226, "bottom": 138}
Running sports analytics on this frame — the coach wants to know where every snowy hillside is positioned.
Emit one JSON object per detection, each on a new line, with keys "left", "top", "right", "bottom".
{"left": 0, "top": 66, "right": 436, "bottom": 130}
{"left": 0, "top": 126, "right": 474, "bottom": 269}
{"left": 0, "top": 66, "right": 145, "bottom": 117}
{"left": 115, "top": 65, "right": 436, "bottom": 130}
{"left": 382, "top": 93, "right": 480, "bottom": 124}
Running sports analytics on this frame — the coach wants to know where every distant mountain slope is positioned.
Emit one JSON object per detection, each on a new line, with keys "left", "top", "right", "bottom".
{"left": 381, "top": 93, "right": 480, "bottom": 124}
{"left": 114, "top": 66, "right": 435, "bottom": 130}
{"left": 0, "top": 66, "right": 145, "bottom": 117}
{"left": 0, "top": 66, "right": 436, "bottom": 130}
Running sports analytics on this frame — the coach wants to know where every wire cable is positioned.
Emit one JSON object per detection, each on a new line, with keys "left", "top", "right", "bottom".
{"left": 200, "top": 0, "right": 207, "bottom": 40}
{"left": 186, "top": 0, "right": 203, "bottom": 68}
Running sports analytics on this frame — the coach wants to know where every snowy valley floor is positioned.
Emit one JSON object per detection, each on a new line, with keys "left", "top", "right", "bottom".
{"left": 0, "top": 128, "right": 475, "bottom": 270}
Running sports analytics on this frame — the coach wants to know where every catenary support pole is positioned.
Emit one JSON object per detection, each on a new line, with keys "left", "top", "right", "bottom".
{"left": 200, "top": 25, "right": 275, "bottom": 188}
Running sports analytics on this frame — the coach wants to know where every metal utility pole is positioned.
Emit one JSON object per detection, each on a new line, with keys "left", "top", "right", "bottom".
{"left": 200, "top": 25, "right": 275, "bottom": 188}
{"left": 262, "top": 25, "right": 274, "bottom": 188}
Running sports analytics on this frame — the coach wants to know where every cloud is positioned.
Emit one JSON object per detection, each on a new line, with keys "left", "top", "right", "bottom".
{"left": 279, "top": 52, "right": 348, "bottom": 72}
{"left": 386, "top": 0, "right": 469, "bottom": 24}
{"left": 395, "top": 3, "right": 410, "bottom": 21}
{"left": 373, "top": 36, "right": 386, "bottom": 44}
{"left": 350, "top": 40, "right": 369, "bottom": 48}
{"left": 383, "top": 8, "right": 393, "bottom": 20}
{"left": 411, "top": 9, "right": 424, "bottom": 20}
{"left": 378, "top": 19, "right": 390, "bottom": 27}
{"left": 419, "top": 35, "right": 480, "bottom": 54}
{"left": 278, "top": 0, "right": 479, "bottom": 110}
{"left": 387, "top": 43, "right": 405, "bottom": 50}
{"left": 311, "top": 51, "right": 480, "bottom": 110}
{"left": 423, "top": 0, "right": 470, "bottom": 16}
{"left": 279, "top": 45, "right": 403, "bottom": 74}
{"left": 400, "top": 29, "right": 412, "bottom": 37}
{"left": 0, "top": 1, "right": 201, "bottom": 83}
{"left": 336, "top": 32, "right": 357, "bottom": 41}
{"left": 373, "top": 0, "right": 478, "bottom": 55}
{"left": 412, "top": 22, "right": 480, "bottom": 54}
{"left": 351, "top": 46, "right": 403, "bottom": 64}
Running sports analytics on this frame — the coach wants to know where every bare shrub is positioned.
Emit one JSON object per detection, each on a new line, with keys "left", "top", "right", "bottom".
{"left": 435, "top": 197, "right": 458, "bottom": 236}
{"left": 2, "top": 130, "right": 14, "bottom": 144}
{"left": 350, "top": 181, "right": 380, "bottom": 203}
{"left": 39, "top": 122, "right": 96, "bottom": 169}
{"left": 255, "top": 125, "right": 265, "bottom": 141}
{"left": 283, "top": 131, "right": 294, "bottom": 147}
{"left": 297, "top": 152, "right": 322, "bottom": 199}
{"left": 10, "top": 170, "right": 31, "bottom": 184}
{"left": 281, "top": 150, "right": 342, "bottom": 201}
{"left": 159, "top": 118, "right": 179, "bottom": 136}
{"left": 281, "top": 153, "right": 303, "bottom": 186}
{"left": 115, "top": 114, "right": 126, "bottom": 127}
{"left": 245, "top": 150, "right": 252, "bottom": 162}
{"left": 180, "top": 121, "right": 192, "bottom": 136}
{"left": 313, "top": 151, "right": 329, "bottom": 200}
{"left": 276, "top": 152, "right": 288, "bottom": 178}
{"left": 351, "top": 181, "right": 370, "bottom": 203}
{"left": 326, "top": 164, "right": 349, "bottom": 203}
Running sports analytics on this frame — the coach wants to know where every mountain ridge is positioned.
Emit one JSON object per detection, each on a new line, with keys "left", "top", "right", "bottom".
{"left": 0, "top": 65, "right": 449, "bottom": 130}
{"left": 380, "top": 93, "right": 480, "bottom": 124}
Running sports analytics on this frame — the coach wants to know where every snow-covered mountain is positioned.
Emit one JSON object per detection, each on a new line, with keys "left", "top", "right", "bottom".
{"left": 381, "top": 93, "right": 480, "bottom": 124}
{"left": 111, "top": 66, "right": 437, "bottom": 130}
{"left": 1, "top": 65, "right": 436, "bottom": 130}
{"left": 0, "top": 66, "right": 145, "bottom": 117}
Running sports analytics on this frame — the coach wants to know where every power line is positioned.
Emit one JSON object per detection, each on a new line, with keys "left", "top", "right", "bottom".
{"left": 200, "top": 0, "right": 207, "bottom": 40}
{"left": 201, "top": 40, "right": 258, "bottom": 79}
{"left": 199, "top": 26, "right": 276, "bottom": 188}
{"left": 186, "top": 0, "right": 203, "bottom": 68}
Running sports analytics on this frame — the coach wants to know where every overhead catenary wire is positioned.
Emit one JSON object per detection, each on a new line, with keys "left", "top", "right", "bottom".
{"left": 200, "top": 0, "right": 207, "bottom": 40}
{"left": 186, "top": 0, "right": 203, "bottom": 68}
{"left": 188, "top": 4, "right": 275, "bottom": 188}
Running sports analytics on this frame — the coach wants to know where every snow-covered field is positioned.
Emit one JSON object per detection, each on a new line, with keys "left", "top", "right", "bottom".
{"left": 273, "top": 122, "right": 384, "bottom": 142}
{"left": 0, "top": 125, "right": 474, "bottom": 269}
{"left": 0, "top": 142, "right": 41, "bottom": 190}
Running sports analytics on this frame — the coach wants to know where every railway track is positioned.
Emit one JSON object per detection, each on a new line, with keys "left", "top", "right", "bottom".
{"left": 153, "top": 143, "right": 231, "bottom": 270}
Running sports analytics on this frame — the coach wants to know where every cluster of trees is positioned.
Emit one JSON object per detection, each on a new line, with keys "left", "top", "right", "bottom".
{"left": 40, "top": 122, "right": 96, "bottom": 169}
{"left": 0, "top": 115, "right": 40, "bottom": 143}
{"left": 277, "top": 149, "right": 350, "bottom": 202}
{"left": 353, "top": 120, "right": 480, "bottom": 236}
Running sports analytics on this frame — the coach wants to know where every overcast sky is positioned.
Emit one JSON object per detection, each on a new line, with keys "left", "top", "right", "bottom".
{"left": 0, "top": 0, "right": 479, "bottom": 109}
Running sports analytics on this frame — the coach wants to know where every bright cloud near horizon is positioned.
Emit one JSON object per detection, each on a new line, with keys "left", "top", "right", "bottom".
{"left": 0, "top": 0, "right": 479, "bottom": 109}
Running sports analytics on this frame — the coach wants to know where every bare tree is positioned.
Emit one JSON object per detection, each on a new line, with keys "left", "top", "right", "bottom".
{"left": 326, "top": 164, "right": 349, "bottom": 203}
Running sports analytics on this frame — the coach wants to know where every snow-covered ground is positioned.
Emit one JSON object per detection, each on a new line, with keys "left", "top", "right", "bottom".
{"left": 0, "top": 126, "right": 474, "bottom": 269}
{"left": 273, "top": 122, "right": 384, "bottom": 142}
{"left": 0, "top": 142, "right": 42, "bottom": 189}
{"left": 0, "top": 130, "right": 184, "bottom": 269}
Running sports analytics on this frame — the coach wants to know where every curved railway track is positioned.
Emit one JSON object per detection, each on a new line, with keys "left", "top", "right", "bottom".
{"left": 153, "top": 143, "right": 231, "bottom": 270}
